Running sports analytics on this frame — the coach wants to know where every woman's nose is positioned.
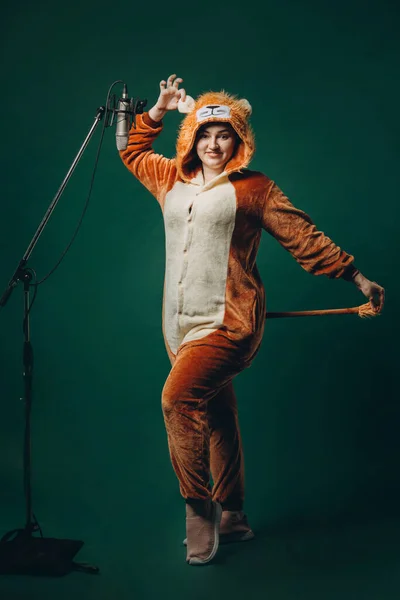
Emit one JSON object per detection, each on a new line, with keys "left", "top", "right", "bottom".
{"left": 208, "top": 137, "right": 219, "bottom": 149}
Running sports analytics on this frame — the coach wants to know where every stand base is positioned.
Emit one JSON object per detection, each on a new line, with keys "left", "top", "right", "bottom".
{"left": 0, "top": 531, "right": 99, "bottom": 576}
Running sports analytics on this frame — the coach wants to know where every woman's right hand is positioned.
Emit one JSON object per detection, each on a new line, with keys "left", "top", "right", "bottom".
{"left": 148, "top": 74, "right": 186, "bottom": 122}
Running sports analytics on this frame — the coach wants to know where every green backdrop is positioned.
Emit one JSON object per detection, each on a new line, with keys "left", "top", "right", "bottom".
{"left": 0, "top": 0, "right": 398, "bottom": 598}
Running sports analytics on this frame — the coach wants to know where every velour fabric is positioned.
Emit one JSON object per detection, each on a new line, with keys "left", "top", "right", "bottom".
{"left": 162, "top": 330, "right": 248, "bottom": 505}
{"left": 119, "top": 102, "right": 355, "bottom": 505}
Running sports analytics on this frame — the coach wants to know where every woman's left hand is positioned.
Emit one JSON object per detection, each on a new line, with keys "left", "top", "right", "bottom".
{"left": 353, "top": 273, "right": 385, "bottom": 313}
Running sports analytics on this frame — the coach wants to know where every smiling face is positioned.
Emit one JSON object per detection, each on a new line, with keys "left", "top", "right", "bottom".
{"left": 195, "top": 123, "right": 239, "bottom": 177}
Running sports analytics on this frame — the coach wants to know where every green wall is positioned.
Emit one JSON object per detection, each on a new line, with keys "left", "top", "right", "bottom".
{"left": 0, "top": 0, "right": 398, "bottom": 598}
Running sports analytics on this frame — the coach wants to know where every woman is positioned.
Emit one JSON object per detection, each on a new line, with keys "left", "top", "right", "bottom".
{"left": 120, "top": 74, "right": 385, "bottom": 566}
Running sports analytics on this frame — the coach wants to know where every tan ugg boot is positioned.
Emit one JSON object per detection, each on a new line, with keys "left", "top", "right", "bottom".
{"left": 183, "top": 509, "right": 254, "bottom": 546}
{"left": 185, "top": 500, "right": 222, "bottom": 565}
{"left": 219, "top": 510, "right": 255, "bottom": 542}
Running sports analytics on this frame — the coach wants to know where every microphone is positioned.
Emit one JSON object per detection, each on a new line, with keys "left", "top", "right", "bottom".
{"left": 115, "top": 84, "right": 131, "bottom": 151}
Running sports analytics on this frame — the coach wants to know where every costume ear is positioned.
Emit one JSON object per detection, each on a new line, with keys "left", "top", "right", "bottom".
{"left": 178, "top": 95, "right": 195, "bottom": 114}
{"left": 238, "top": 98, "right": 252, "bottom": 117}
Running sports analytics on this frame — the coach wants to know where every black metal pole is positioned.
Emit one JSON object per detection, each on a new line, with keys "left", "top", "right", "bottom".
{"left": 22, "top": 272, "right": 34, "bottom": 532}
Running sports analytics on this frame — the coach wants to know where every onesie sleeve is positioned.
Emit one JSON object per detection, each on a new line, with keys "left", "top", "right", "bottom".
{"left": 119, "top": 112, "right": 177, "bottom": 202}
{"left": 261, "top": 181, "right": 354, "bottom": 278}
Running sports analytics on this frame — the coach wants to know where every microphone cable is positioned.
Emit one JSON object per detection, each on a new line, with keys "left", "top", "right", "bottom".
{"left": 26, "top": 79, "right": 125, "bottom": 314}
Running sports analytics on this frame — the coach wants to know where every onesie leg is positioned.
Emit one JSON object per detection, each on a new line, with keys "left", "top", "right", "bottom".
{"left": 161, "top": 334, "right": 247, "bottom": 502}
{"left": 209, "top": 382, "right": 245, "bottom": 511}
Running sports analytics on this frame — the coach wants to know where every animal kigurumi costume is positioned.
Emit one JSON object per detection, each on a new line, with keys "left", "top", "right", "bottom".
{"left": 119, "top": 90, "right": 361, "bottom": 559}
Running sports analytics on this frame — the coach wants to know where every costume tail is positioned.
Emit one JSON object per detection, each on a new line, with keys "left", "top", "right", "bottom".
{"left": 266, "top": 302, "right": 379, "bottom": 319}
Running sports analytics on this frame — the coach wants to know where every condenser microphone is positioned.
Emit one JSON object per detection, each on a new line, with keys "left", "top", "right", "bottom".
{"left": 115, "top": 84, "right": 131, "bottom": 151}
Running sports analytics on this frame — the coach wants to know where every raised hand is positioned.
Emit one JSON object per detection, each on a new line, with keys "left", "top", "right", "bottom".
{"left": 149, "top": 74, "right": 186, "bottom": 122}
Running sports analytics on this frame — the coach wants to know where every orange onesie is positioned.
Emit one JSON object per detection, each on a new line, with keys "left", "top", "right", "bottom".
{"left": 120, "top": 92, "right": 355, "bottom": 508}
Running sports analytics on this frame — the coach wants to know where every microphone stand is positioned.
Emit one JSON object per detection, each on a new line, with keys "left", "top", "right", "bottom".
{"left": 0, "top": 106, "right": 106, "bottom": 576}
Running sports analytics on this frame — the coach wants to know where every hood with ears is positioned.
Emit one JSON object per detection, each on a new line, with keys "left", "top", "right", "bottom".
{"left": 175, "top": 91, "right": 255, "bottom": 182}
